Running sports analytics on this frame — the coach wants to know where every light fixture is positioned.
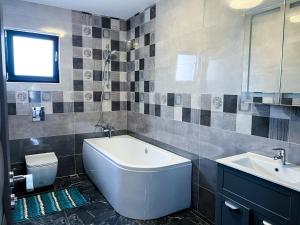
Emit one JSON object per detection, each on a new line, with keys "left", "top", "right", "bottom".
{"left": 229, "top": 0, "right": 264, "bottom": 9}
{"left": 290, "top": 15, "right": 300, "bottom": 23}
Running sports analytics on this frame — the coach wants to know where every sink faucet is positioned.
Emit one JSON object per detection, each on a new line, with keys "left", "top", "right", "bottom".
{"left": 97, "top": 124, "right": 114, "bottom": 138}
{"left": 272, "top": 148, "right": 287, "bottom": 165}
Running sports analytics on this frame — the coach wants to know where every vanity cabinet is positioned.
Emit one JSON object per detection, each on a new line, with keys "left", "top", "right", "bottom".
{"left": 215, "top": 165, "right": 300, "bottom": 225}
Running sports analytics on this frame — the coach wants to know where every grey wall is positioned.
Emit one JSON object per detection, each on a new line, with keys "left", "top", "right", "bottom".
{"left": 126, "top": 0, "right": 300, "bottom": 223}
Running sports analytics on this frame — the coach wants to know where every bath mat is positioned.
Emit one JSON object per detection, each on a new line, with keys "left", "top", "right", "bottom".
{"left": 13, "top": 188, "right": 87, "bottom": 223}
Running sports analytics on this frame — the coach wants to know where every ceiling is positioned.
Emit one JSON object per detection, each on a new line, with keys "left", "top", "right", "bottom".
{"left": 21, "top": 0, "right": 158, "bottom": 19}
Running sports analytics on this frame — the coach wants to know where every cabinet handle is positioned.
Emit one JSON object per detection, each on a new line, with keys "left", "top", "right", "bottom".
{"left": 224, "top": 201, "right": 239, "bottom": 210}
{"left": 262, "top": 221, "right": 272, "bottom": 225}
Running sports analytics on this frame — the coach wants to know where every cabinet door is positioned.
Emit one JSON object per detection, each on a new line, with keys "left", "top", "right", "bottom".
{"left": 251, "top": 212, "right": 285, "bottom": 225}
{"left": 216, "top": 194, "right": 250, "bottom": 225}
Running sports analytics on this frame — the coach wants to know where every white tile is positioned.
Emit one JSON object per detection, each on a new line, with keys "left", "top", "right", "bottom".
{"left": 174, "top": 106, "right": 182, "bottom": 121}
{"left": 111, "top": 19, "right": 120, "bottom": 30}
{"left": 236, "top": 114, "right": 252, "bottom": 135}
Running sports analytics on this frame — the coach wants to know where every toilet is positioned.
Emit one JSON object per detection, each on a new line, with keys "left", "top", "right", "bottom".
{"left": 25, "top": 152, "right": 58, "bottom": 188}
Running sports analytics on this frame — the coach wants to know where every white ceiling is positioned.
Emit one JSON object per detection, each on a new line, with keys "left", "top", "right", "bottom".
{"left": 21, "top": 0, "right": 158, "bottom": 19}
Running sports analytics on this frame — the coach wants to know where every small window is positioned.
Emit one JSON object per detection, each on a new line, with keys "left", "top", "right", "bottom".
{"left": 5, "top": 30, "right": 59, "bottom": 83}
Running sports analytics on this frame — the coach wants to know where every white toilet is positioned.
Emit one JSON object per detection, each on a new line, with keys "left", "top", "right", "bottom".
{"left": 25, "top": 152, "right": 58, "bottom": 188}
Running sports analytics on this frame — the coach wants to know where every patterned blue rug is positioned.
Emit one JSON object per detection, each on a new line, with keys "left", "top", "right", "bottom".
{"left": 13, "top": 188, "right": 88, "bottom": 223}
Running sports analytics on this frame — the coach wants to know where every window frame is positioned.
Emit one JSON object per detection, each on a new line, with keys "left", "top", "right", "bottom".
{"left": 5, "top": 29, "right": 60, "bottom": 83}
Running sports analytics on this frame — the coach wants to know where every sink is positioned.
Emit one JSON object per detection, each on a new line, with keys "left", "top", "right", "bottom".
{"left": 217, "top": 152, "right": 300, "bottom": 192}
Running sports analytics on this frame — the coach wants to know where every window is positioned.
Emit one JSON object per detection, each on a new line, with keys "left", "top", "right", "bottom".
{"left": 5, "top": 30, "right": 59, "bottom": 83}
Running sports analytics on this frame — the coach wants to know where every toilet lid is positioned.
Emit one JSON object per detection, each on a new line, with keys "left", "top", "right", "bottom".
{"left": 25, "top": 152, "right": 58, "bottom": 167}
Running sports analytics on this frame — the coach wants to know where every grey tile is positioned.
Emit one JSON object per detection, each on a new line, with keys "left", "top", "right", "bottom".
{"left": 223, "top": 113, "right": 236, "bottom": 131}
{"left": 201, "top": 94, "right": 211, "bottom": 110}
{"left": 191, "top": 109, "right": 201, "bottom": 124}
{"left": 41, "top": 92, "right": 52, "bottom": 102}
{"left": 182, "top": 94, "right": 191, "bottom": 108}
{"left": 161, "top": 105, "right": 176, "bottom": 121}
{"left": 288, "top": 120, "right": 300, "bottom": 144}
{"left": 269, "top": 118, "right": 289, "bottom": 141}
{"left": 52, "top": 92, "right": 64, "bottom": 102}
{"left": 7, "top": 91, "right": 16, "bottom": 103}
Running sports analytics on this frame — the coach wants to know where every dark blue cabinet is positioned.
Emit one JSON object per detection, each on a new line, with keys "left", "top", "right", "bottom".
{"left": 215, "top": 165, "right": 300, "bottom": 225}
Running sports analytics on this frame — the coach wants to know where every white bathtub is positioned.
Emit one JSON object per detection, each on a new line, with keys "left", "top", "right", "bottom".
{"left": 82, "top": 135, "right": 192, "bottom": 220}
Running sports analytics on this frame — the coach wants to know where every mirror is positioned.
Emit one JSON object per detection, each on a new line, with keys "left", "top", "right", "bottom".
{"left": 242, "top": 0, "right": 300, "bottom": 106}
{"left": 281, "top": 0, "right": 300, "bottom": 105}
{"left": 242, "top": 0, "right": 285, "bottom": 104}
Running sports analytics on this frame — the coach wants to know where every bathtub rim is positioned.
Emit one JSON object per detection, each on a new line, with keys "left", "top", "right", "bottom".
{"left": 83, "top": 138, "right": 192, "bottom": 172}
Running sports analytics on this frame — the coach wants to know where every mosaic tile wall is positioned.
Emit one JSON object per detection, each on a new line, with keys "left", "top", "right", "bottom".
{"left": 126, "top": 5, "right": 156, "bottom": 113}
{"left": 7, "top": 11, "right": 128, "bottom": 116}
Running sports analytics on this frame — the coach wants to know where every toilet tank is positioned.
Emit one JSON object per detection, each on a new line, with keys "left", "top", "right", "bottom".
{"left": 25, "top": 152, "right": 58, "bottom": 188}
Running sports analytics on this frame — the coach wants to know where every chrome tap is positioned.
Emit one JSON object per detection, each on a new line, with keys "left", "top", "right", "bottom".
{"left": 97, "top": 124, "right": 114, "bottom": 138}
{"left": 272, "top": 148, "right": 287, "bottom": 165}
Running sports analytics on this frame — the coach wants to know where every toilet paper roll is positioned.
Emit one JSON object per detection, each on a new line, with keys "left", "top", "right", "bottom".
{"left": 25, "top": 174, "right": 34, "bottom": 192}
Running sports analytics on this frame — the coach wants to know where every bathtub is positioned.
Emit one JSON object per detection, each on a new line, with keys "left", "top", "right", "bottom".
{"left": 82, "top": 135, "right": 192, "bottom": 220}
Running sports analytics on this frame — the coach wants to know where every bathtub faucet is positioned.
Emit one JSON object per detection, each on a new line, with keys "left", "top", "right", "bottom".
{"left": 100, "top": 124, "right": 115, "bottom": 138}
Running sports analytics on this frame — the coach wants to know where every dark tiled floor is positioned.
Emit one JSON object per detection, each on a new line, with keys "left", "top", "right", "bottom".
{"left": 16, "top": 175, "right": 210, "bottom": 225}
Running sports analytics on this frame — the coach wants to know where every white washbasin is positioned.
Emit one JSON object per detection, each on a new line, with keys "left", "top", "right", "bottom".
{"left": 217, "top": 152, "right": 300, "bottom": 192}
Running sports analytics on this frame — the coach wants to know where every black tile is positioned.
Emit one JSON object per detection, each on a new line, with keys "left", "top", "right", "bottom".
{"left": 74, "top": 102, "right": 84, "bottom": 112}
{"left": 126, "top": 20, "right": 131, "bottom": 31}
{"left": 111, "top": 40, "right": 120, "bottom": 51}
{"left": 198, "top": 187, "right": 215, "bottom": 223}
{"left": 72, "top": 35, "right": 82, "bottom": 47}
{"left": 111, "top": 61, "right": 120, "bottom": 71}
{"left": 281, "top": 97, "right": 293, "bottom": 105}
{"left": 155, "top": 104, "right": 161, "bottom": 117}
{"left": 112, "top": 101, "right": 120, "bottom": 111}
{"left": 182, "top": 108, "right": 191, "bottom": 123}
{"left": 150, "top": 5, "right": 156, "bottom": 19}
{"left": 127, "top": 101, "right": 131, "bottom": 111}
{"left": 251, "top": 116, "right": 270, "bottom": 138}
{"left": 75, "top": 155, "right": 84, "bottom": 174}
{"left": 135, "top": 71, "right": 139, "bottom": 81}
{"left": 135, "top": 92, "right": 140, "bottom": 102}
{"left": 57, "top": 156, "right": 75, "bottom": 177}
{"left": 93, "top": 49, "right": 102, "bottom": 60}
{"left": 253, "top": 97, "right": 263, "bottom": 103}
{"left": 223, "top": 95, "right": 237, "bottom": 113}
{"left": 269, "top": 118, "right": 289, "bottom": 141}
{"left": 8, "top": 103, "right": 16, "bottom": 115}
{"left": 127, "top": 52, "right": 130, "bottom": 61}
{"left": 144, "top": 33, "right": 150, "bottom": 46}
{"left": 29, "top": 91, "right": 41, "bottom": 103}
{"left": 73, "top": 80, "right": 83, "bottom": 91}
{"left": 73, "top": 58, "right": 83, "bottom": 69}
{"left": 93, "top": 92, "right": 102, "bottom": 102}
{"left": 139, "top": 58, "right": 144, "bottom": 70}
{"left": 167, "top": 93, "right": 175, "bottom": 106}
{"left": 135, "top": 26, "right": 140, "bottom": 38}
{"left": 144, "top": 103, "right": 150, "bottom": 114}
{"left": 144, "top": 81, "right": 150, "bottom": 92}
{"left": 200, "top": 110, "right": 211, "bottom": 127}
{"left": 101, "top": 17, "right": 111, "bottom": 29}
{"left": 93, "top": 70, "right": 102, "bottom": 81}
{"left": 130, "top": 82, "right": 135, "bottom": 92}
{"left": 92, "top": 27, "right": 102, "bottom": 38}
{"left": 53, "top": 102, "right": 64, "bottom": 113}
{"left": 150, "top": 44, "right": 155, "bottom": 57}
{"left": 112, "top": 82, "right": 120, "bottom": 91}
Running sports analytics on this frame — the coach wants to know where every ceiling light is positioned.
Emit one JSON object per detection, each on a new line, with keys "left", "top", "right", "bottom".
{"left": 290, "top": 15, "right": 300, "bottom": 23}
{"left": 229, "top": 0, "right": 264, "bottom": 9}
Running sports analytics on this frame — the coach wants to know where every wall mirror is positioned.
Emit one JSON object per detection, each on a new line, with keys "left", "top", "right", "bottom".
{"left": 242, "top": 0, "right": 300, "bottom": 106}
